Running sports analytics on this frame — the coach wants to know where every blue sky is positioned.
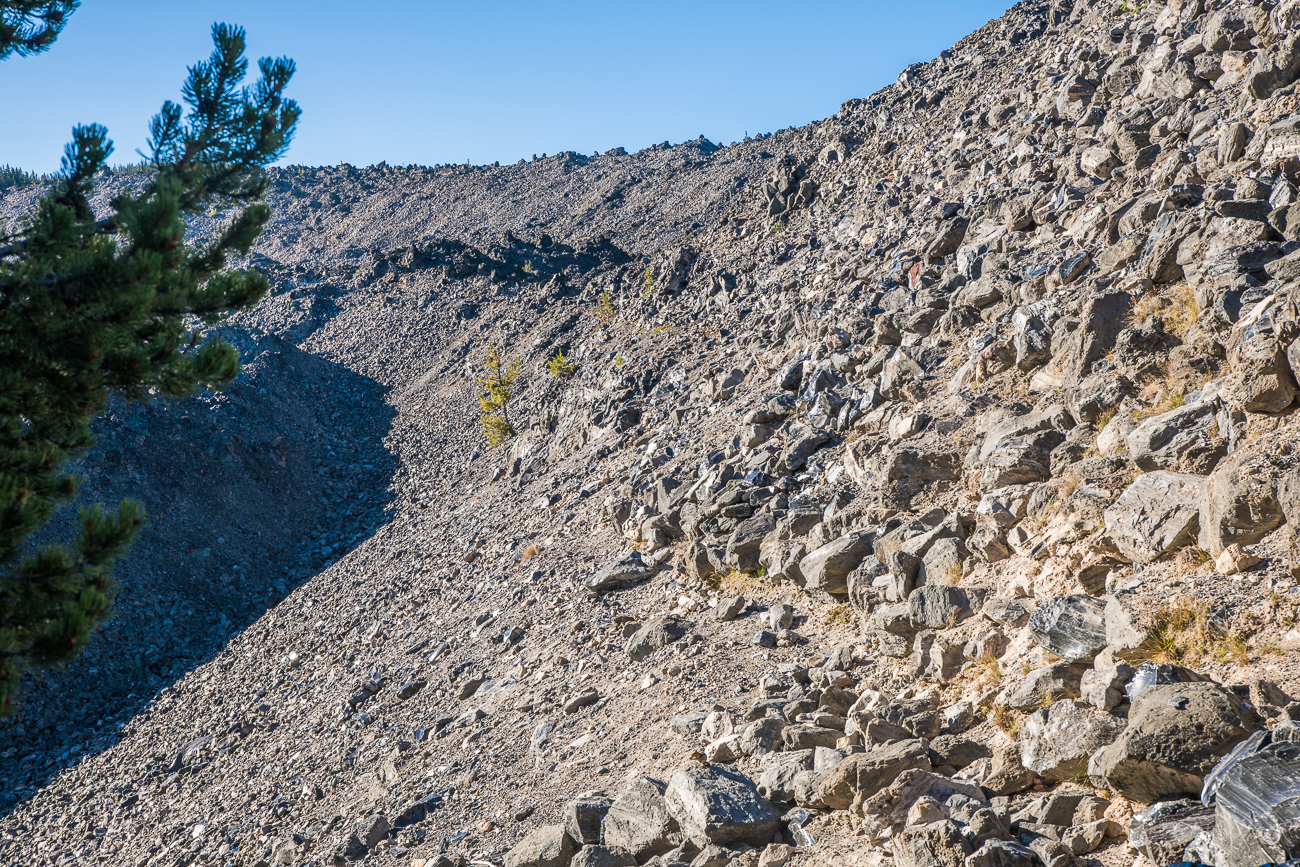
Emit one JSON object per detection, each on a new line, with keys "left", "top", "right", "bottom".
{"left": 2, "top": 0, "right": 1012, "bottom": 174}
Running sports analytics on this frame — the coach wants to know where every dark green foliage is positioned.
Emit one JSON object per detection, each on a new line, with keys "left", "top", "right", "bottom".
{"left": 0, "top": 23, "right": 299, "bottom": 715}
{"left": 0, "top": 164, "right": 43, "bottom": 190}
{"left": 0, "top": 0, "right": 78, "bottom": 59}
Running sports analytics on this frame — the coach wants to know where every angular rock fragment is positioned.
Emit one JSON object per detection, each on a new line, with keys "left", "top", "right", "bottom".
{"left": 565, "top": 795, "right": 612, "bottom": 846}
{"left": 1018, "top": 699, "right": 1125, "bottom": 783}
{"left": 570, "top": 846, "right": 637, "bottom": 867}
{"left": 1129, "top": 799, "right": 1217, "bottom": 867}
{"left": 505, "top": 825, "right": 575, "bottom": 867}
{"left": 626, "top": 615, "right": 691, "bottom": 662}
{"left": 895, "top": 820, "right": 972, "bottom": 867}
{"left": 908, "top": 584, "right": 972, "bottom": 630}
{"left": 1209, "top": 738, "right": 1300, "bottom": 867}
{"left": 798, "top": 530, "right": 874, "bottom": 595}
{"left": 1003, "top": 663, "right": 1084, "bottom": 711}
{"left": 586, "top": 552, "right": 655, "bottom": 594}
{"left": 1126, "top": 401, "right": 1229, "bottom": 474}
{"left": 813, "top": 739, "right": 931, "bottom": 810}
{"left": 1198, "top": 450, "right": 1285, "bottom": 556}
{"left": 1103, "top": 471, "right": 1204, "bottom": 563}
{"left": 601, "top": 776, "right": 680, "bottom": 860}
{"left": 1092, "top": 682, "right": 1259, "bottom": 803}
{"left": 1027, "top": 594, "right": 1107, "bottom": 663}
{"left": 664, "top": 764, "right": 779, "bottom": 847}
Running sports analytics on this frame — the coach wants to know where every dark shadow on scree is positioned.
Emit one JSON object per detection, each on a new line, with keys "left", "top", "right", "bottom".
{"left": 0, "top": 331, "right": 397, "bottom": 814}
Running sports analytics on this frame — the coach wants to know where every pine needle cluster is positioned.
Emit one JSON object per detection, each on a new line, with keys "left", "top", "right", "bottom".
{"left": 547, "top": 349, "right": 577, "bottom": 378}
{"left": 477, "top": 347, "right": 522, "bottom": 448}
{"left": 0, "top": 1, "right": 79, "bottom": 60}
{"left": 0, "top": 23, "right": 299, "bottom": 714}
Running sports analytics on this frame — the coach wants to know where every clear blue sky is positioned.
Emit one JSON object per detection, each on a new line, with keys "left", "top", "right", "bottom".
{"left": 2, "top": 0, "right": 1012, "bottom": 174}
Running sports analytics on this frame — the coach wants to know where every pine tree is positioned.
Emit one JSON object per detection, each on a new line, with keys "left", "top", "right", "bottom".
{"left": 0, "top": 1, "right": 79, "bottom": 59}
{"left": 0, "top": 23, "right": 299, "bottom": 715}
{"left": 477, "top": 347, "right": 522, "bottom": 447}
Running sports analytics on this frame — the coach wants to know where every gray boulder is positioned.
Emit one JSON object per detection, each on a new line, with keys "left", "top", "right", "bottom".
{"left": 601, "top": 776, "right": 680, "bottom": 860}
{"left": 965, "top": 840, "right": 1037, "bottom": 867}
{"left": 1130, "top": 799, "right": 1217, "bottom": 867}
{"left": 738, "top": 717, "right": 786, "bottom": 756}
{"left": 1127, "top": 401, "right": 1228, "bottom": 474}
{"left": 856, "top": 769, "right": 988, "bottom": 841}
{"left": 928, "top": 735, "right": 990, "bottom": 770}
{"left": 566, "top": 796, "right": 612, "bottom": 846}
{"left": 1211, "top": 739, "right": 1300, "bottom": 867}
{"left": 895, "top": 820, "right": 972, "bottom": 867}
{"left": 798, "top": 530, "right": 875, "bottom": 595}
{"left": 1004, "top": 663, "right": 1084, "bottom": 711}
{"left": 570, "top": 846, "right": 637, "bottom": 867}
{"left": 908, "top": 584, "right": 973, "bottom": 629}
{"left": 1103, "top": 471, "right": 1204, "bottom": 564}
{"left": 1018, "top": 700, "right": 1125, "bottom": 783}
{"left": 713, "top": 595, "right": 748, "bottom": 623}
{"left": 1059, "top": 290, "right": 1131, "bottom": 387}
{"left": 1223, "top": 334, "right": 1297, "bottom": 413}
{"left": 756, "top": 749, "right": 813, "bottom": 801}
{"left": 1197, "top": 450, "right": 1285, "bottom": 556}
{"left": 727, "top": 514, "right": 776, "bottom": 572}
{"left": 505, "top": 825, "right": 576, "bottom": 867}
{"left": 781, "top": 724, "right": 842, "bottom": 751}
{"left": 813, "top": 739, "right": 932, "bottom": 810}
{"left": 626, "top": 615, "right": 691, "bottom": 662}
{"left": 1081, "top": 663, "right": 1135, "bottom": 711}
{"left": 664, "top": 764, "right": 779, "bottom": 847}
{"left": 586, "top": 552, "right": 655, "bottom": 594}
{"left": 1027, "top": 595, "right": 1107, "bottom": 663}
{"left": 1092, "top": 682, "right": 1259, "bottom": 803}
{"left": 979, "top": 431, "right": 1062, "bottom": 491}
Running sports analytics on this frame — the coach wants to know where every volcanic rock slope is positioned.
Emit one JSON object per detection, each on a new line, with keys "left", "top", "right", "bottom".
{"left": 5, "top": 1, "right": 1300, "bottom": 866}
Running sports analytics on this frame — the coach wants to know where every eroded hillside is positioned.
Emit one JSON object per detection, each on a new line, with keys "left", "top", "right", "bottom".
{"left": 2, "top": 1, "right": 1300, "bottom": 867}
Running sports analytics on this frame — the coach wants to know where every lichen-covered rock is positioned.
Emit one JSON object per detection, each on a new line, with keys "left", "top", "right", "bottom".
{"left": 1091, "top": 682, "right": 1259, "bottom": 803}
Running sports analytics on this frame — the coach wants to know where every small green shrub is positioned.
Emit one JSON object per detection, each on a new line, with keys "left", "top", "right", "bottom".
{"left": 477, "top": 346, "right": 522, "bottom": 447}
{"left": 595, "top": 290, "right": 615, "bottom": 323}
{"left": 547, "top": 349, "right": 576, "bottom": 378}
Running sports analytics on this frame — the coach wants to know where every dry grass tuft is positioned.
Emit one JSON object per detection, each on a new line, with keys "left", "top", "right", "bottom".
{"left": 1149, "top": 594, "right": 1251, "bottom": 667}
{"left": 1134, "top": 363, "right": 1185, "bottom": 419}
{"left": 986, "top": 702, "right": 1021, "bottom": 737}
{"left": 1128, "top": 281, "right": 1200, "bottom": 337}
{"left": 707, "top": 568, "right": 772, "bottom": 596}
{"left": 826, "top": 604, "right": 854, "bottom": 627}
{"left": 1165, "top": 281, "right": 1200, "bottom": 336}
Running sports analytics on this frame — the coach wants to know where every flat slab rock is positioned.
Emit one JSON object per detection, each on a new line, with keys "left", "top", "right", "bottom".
{"left": 584, "top": 551, "right": 655, "bottom": 593}
{"left": 664, "top": 764, "right": 780, "bottom": 847}
{"left": 1103, "top": 471, "right": 1204, "bottom": 564}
